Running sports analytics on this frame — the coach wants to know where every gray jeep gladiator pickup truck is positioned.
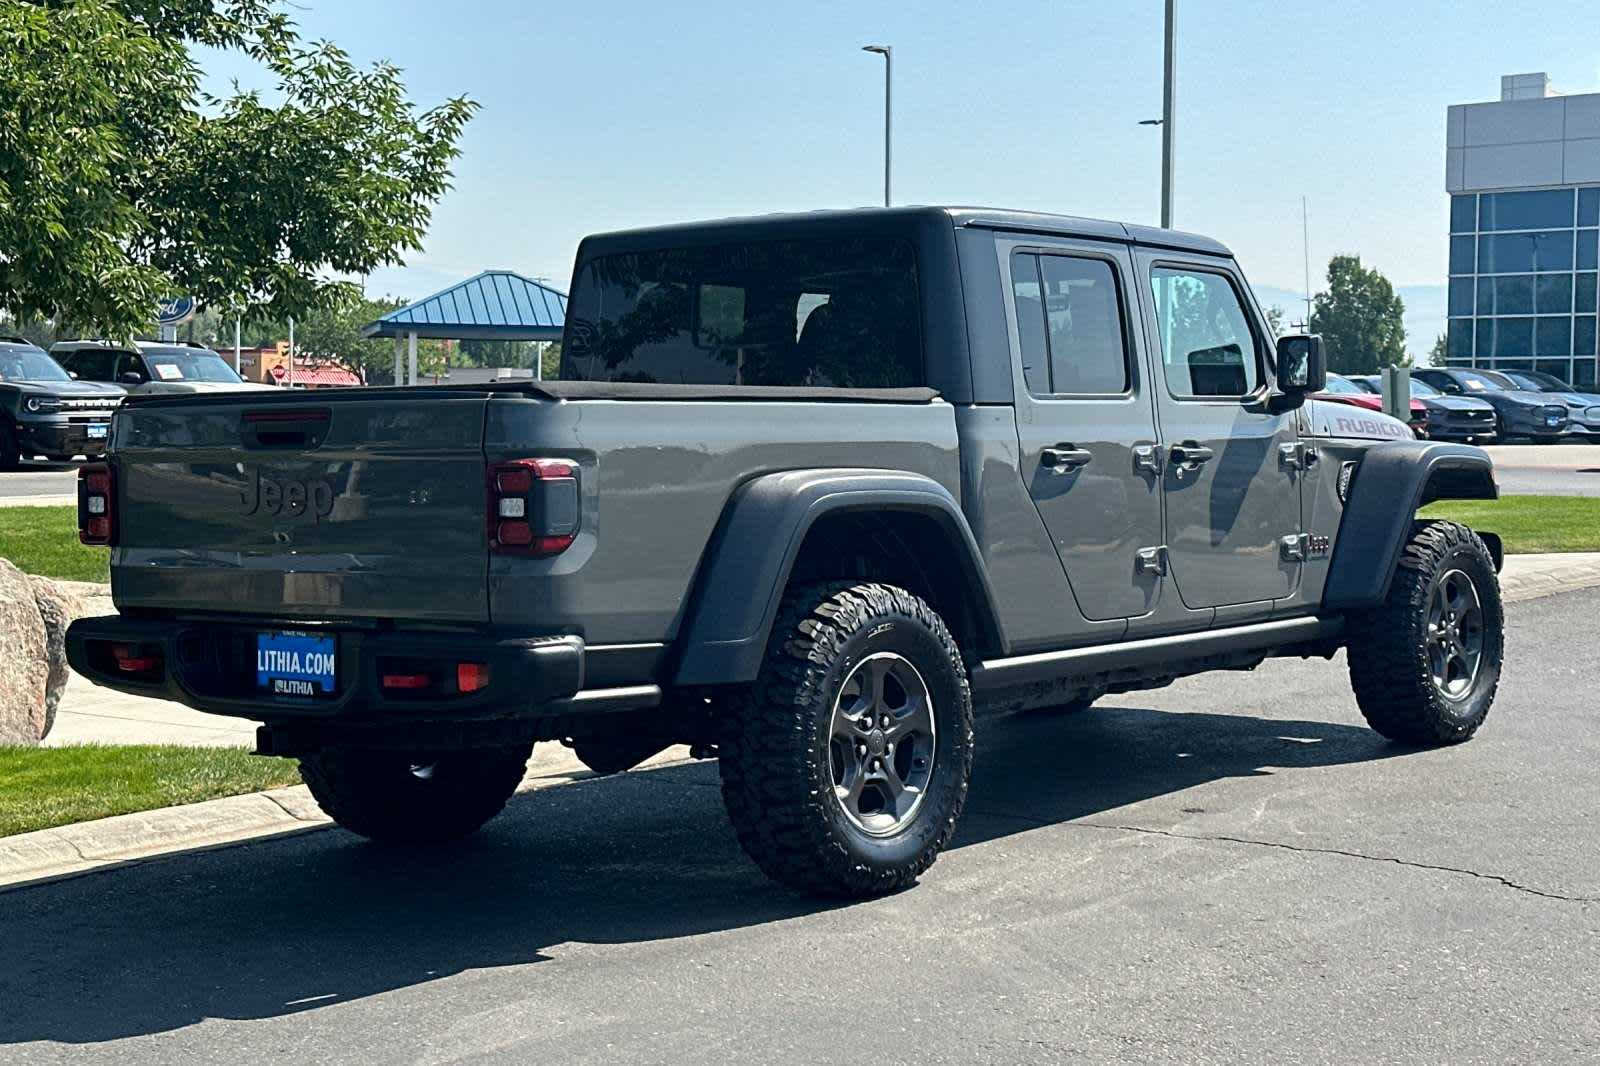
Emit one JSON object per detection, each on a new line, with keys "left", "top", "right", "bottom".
{"left": 67, "top": 208, "right": 1505, "bottom": 898}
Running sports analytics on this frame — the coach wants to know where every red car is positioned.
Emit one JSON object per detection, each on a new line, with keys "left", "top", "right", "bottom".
{"left": 1316, "top": 373, "right": 1428, "bottom": 437}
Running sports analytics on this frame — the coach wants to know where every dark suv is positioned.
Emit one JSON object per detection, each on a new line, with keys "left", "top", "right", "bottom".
{"left": 0, "top": 336, "right": 124, "bottom": 469}
{"left": 51, "top": 340, "right": 272, "bottom": 395}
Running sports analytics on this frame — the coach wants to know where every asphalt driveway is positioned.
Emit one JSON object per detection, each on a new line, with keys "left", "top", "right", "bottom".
{"left": 3, "top": 590, "right": 1596, "bottom": 1064}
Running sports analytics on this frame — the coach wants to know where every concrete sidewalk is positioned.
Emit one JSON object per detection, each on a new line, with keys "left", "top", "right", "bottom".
{"left": 43, "top": 551, "right": 1600, "bottom": 750}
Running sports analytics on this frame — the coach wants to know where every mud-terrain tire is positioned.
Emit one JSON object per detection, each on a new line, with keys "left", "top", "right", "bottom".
{"left": 1347, "top": 520, "right": 1503, "bottom": 745}
{"left": 0, "top": 421, "right": 20, "bottom": 471}
{"left": 718, "top": 582, "right": 974, "bottom": 899}
{"left": 299, "top": 745, "right": 531, "bottom": 844}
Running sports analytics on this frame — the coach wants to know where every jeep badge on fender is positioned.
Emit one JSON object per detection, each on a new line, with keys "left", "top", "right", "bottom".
{"left": 240, "top": 467, "right": 335, "bottom": 522}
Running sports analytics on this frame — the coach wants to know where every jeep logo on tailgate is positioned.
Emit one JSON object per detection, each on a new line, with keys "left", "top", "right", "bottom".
{"left": 240, "top": 467, "right": 335, "bottom": 522}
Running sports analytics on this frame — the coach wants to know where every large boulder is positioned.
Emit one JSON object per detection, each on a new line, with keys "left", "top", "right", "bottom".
{"left": 0, "top": 560, "right": 83, "bottom": 745}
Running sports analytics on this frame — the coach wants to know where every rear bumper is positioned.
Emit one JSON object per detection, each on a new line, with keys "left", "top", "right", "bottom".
{"left": 63, "top": 615, "right": 646, "bottom": 725}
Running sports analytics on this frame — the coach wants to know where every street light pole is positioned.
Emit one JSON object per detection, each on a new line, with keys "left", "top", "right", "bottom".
{"left": 863, "top": 45, "right": 892, "bottom": 206}
{"left": 1159, "top": 0, "right": 1176, "bottom": 229}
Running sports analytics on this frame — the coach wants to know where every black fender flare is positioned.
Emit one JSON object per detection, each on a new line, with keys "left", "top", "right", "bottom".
{"left": 671, "top": 468, "right": 1005, "bottom": 685}
{"left": 1323, "top": 440, "right": 1498, "bottom": 610}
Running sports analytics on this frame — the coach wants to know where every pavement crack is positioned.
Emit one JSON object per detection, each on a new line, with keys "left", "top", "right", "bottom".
{"left": 968, "top": 807, "right": 1598, "bottom": 905}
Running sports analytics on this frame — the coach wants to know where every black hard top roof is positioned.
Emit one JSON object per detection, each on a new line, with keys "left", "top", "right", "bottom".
{"left": 576, "top": 206, "right": 1231, "bottom": 258}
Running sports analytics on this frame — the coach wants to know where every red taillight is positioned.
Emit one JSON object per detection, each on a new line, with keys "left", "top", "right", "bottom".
{"left": 487, "top": 458, "right": 580, "bottom": 557}
{"left": 381, "top": 672, "right": 431, "bottom": 690}
{"left": 78, "top": 463, "right": 115, "bottom": 545}
{"left": 457, "top": 663, "right": 491, "bottom": 693}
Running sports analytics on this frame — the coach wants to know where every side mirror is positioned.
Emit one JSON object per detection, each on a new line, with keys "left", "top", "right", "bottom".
{"left": 119, "top": 371, "right": 144, "bottom": 385}
{"left": 67, "top": 371, "right": 78, "bottom": 379}
{"left": 1275, "top": 334, "right": 1326, "bottom": 395}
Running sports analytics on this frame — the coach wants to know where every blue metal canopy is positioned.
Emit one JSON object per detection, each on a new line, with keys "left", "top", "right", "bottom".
{"left": 363, "top": 270, "right": 566, "bottom": 341}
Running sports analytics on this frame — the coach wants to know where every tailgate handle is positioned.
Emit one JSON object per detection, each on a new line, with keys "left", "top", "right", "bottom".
{"left": 242, "top": 408, "right": 330, "bottom": 449}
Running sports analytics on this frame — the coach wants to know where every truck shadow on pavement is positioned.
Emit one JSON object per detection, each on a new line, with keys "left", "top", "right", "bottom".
{"left": 0, "top": 704, "right": 1416, "bottom": 1046}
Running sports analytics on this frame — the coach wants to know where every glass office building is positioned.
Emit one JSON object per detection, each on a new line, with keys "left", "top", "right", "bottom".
{"left": 1446, "top": 74, "right": 1600, "bottom": 387}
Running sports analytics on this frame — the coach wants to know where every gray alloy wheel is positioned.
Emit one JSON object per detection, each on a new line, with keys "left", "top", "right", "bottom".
{"left": 1424, "top": 568, "right": 1484, "bottom": 701}
{"left": 828, "top": 652, "right": 937, "bottom": 837}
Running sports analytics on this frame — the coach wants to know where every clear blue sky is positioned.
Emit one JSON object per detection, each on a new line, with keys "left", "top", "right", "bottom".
{"left": 202, "top": 1, "right": 1600, "bottom": 354}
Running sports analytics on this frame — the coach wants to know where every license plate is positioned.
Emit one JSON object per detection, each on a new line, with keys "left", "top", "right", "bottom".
{"left": 256, "top": 631, "right": 337, "bottom": 696}
{"left": 87, "top": 424, "right": 108, "bottom": 439}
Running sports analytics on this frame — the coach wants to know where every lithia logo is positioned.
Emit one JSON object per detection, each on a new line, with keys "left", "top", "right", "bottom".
{"left": 239, "top": 467, "right": 335, "bottom": 522}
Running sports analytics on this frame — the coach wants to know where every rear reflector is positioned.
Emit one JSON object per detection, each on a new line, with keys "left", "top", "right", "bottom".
{"left": 381, "top": 673, "right": 431, "bottom": 690}
{"left": 457, "top": 663, "right": 491, "bottom": 693}
{"left": 112, "top": 643, "right": 161, "bottom": 675}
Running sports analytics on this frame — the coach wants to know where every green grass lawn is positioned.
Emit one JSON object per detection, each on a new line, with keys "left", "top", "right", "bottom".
{"left": 0, "top": 505, "right": 108, "bottom": 582}
{"left": 1422, "top": 495, "right": 1600, "bottom": 554}
{"left": 0, "top": 745, "right": 302, "bottom": 838}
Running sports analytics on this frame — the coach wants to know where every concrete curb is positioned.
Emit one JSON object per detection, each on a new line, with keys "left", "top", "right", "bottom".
{"left": 1498, "top": 552, "right": 1600, "bottom": 603}
{"left": 4, "top": 554, "right": 1599, "bottom": 892}
{"left": 0, "top": 746, "right": 693, "bottom": 892}
{"left": 0, "top": 494, "right": 75, "bottom": 508}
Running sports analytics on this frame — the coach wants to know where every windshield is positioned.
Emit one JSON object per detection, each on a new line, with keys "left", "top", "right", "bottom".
{"left": 141, "top": 349, "right": 243, "bottom": 383}
{"left": 1349, "top": 377, "right": 1381, "bottom": 394}
{"left": 1451, "top": 370, "right": 1509, "bottom": 393}
{"left": 0, "top": 347, "right": 71, "bottom": 383}
{"left": 1502, "top": 369, "right": 1570, "bottom": 392}
{"left": 1405, "top": 377, "right": 1441, "bottom": 397}
{"left": 562, "top": 237, "right": 922, "bottom": 387}
{"left": 1321, "top": 375, "right": 1365, "bottom": 395}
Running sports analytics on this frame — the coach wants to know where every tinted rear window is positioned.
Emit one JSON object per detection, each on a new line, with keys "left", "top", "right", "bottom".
{"left": 561, "top": 237, "right": 922, "bottom": 387}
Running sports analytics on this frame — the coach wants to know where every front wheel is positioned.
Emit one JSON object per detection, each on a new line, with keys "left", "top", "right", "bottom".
{"left": 1347, "top": 521, "right": 1503, "bottom": 745}
{"left": 299, "top": 744, "right": 532, "bottom": 844}
{"left": 718, "top": 582, "right": 974, "bottom": 898}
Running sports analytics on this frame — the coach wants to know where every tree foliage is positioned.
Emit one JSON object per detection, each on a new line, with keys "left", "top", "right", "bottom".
{"left": 1307, "top": 255, "right": 1408, "bottom": 373}
{"left": 0, "top": 1, "right": 476, "bottom": 337}
{"left": 1428, "top": 333, "right": 1448, "bottom": 367}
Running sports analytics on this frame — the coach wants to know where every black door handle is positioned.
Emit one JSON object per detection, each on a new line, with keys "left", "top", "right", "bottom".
{"left": 1041, "top": 446, "right": 1094, "bottom": 471}
{"left": 1170, "top": 441, "right": 1215, "bottom": 466}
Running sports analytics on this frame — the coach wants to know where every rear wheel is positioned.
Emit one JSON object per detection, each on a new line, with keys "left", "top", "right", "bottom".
{"left": 718, "top": 582, "right": 973, "bottom": 898}
{"left": 1347, "top": 521, "right": 1503, "bottom": 745}
{"left": 299, "top": 744, "right": 531, "bottom": 844}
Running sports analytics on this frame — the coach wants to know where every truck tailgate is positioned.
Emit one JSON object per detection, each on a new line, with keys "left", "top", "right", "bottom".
{"left": 110, "top": 391, "right": 490, "bottom": 623}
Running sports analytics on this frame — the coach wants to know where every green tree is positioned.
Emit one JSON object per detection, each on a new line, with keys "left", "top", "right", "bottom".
{"left": 1264, "top": 305, "right": 1285, "bottom": 338}
{"left": 0, "top": 1, "right": 475, "bottom": 336}
{"left": 1428, "top": 333, "right": 1448, "bottom": 367}
{"left": 1307, "top": 255, "right": 1408, "bottom": 373}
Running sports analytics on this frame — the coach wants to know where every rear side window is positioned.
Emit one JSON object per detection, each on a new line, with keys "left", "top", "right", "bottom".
{"left": 562, "top": 237, "right": 922, "bottom": 387}
{"left": 1147, "top": 266, "right": 1262, "bottom": 398}
{"left": 62, "top": 349, "right": 118, "bottom": 381}
{"left": 1011, "top": 253, "right": 1131, "bottom": 395}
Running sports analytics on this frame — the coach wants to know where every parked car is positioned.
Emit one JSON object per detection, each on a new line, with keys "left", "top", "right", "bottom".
{"left": 1488, "top": 368, "right": 1600, "bottom": 440}
{"left": 67, "top": 207, "right": 1506, "bottom": 899}
{"left": 1349, "top": 374, "right": 1498, "bottom": 443}
{"left": 51, "top": 340, "right": 275, "bottom": 394}
{"left": 1412, "top": 368, "right": 1570, "bottom": 442}
{"left": 0, "top": 336, "right": 124, "bottom": 469}
{"left": 1315, "top": 373, "right": 1428, "bottom": 437}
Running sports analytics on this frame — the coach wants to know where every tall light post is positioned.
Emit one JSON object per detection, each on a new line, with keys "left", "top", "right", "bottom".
{"left": 862, "top": 44, "right": 892, "bottom": 207}
{"left": 1139, "top": 1, "right": 1177, "bottom": 228}
{"left": 1160, "top": 0, "right": 1175, "bottom": 228}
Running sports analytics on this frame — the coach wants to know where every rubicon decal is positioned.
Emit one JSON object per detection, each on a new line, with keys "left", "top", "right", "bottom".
{"left": 240, "top": 467, "right": 335, "bottom": 522}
